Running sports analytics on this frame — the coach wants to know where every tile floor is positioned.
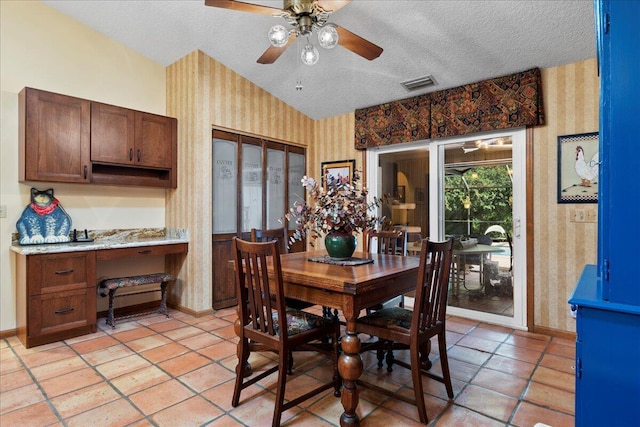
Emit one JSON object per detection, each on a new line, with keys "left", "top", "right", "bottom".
{"left": 0, "top": 308, "right": 575, "bottom": 426}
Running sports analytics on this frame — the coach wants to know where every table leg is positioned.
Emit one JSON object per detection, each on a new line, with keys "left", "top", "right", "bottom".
{"left": 338, "top": 317, "right": 362, "bottom": 427}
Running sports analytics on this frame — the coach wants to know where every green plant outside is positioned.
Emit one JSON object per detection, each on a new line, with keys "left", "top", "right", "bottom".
{"left": 444, "top": 165, "right": 513, "bottom": 237}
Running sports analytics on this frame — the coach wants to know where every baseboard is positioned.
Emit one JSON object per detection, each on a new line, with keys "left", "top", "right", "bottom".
{"left": 2, "top": 303, "right": 216, "bottom": 341}
{"left": 0, "top": 328, "right": 17, "bottom": 340}
{"left": 173, "top": 304, "right": 214, "bottom": 318}
{"left": 532, "top": 325, "right": 576, "bottom": 341}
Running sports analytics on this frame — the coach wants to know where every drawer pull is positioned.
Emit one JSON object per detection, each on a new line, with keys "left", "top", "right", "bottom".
{"left": 54, "top": 269, "right": 74, "bottom": 275}
{"left": 137, "top": 249, "right": 153, "bottom": 254}
{"left": 55, "top": 307, "right": 74, "bottom": 315}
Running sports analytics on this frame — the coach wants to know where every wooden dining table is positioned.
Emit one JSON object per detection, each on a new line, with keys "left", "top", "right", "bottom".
{"left": 265, "top": 250, "right": 420, "bottom": 427}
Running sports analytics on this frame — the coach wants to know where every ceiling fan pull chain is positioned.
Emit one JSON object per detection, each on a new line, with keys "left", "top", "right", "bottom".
{"left": 296, "top": 38, "right": 303, "bottom": 91}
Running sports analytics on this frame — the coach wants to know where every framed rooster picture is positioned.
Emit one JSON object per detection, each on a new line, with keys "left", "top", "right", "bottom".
{"left": 558, "top": 132, "right": 599, "bottom": 203}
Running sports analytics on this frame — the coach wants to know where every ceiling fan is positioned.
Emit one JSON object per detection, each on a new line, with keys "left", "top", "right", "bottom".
{"left": 204, "top": 0, "right": 383, "bottom": 65}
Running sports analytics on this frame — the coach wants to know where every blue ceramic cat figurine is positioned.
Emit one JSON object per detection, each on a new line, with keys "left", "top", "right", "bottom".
{"left": 16, "top": 188, "right": 72, "bottom": 245}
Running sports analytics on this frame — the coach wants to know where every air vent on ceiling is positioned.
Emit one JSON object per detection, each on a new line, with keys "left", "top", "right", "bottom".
{"left": 400, "top": 75, "right": 437, "bottom": 91}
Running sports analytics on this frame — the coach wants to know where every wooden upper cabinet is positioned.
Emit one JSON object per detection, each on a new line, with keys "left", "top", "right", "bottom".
{"left": 19, "top": 87, "right": 178, "bottom": 188}
{"left": 91, "top": 104, "right": 174, "bottom": 170}
{"left": 90, "top": 102, "right": 135, "bottom": 165}
{"left": 19, "top": 87, "right": 90, "bottom": 183}
{"left": 134, "top": 111, "right": 174, "bottom": 169}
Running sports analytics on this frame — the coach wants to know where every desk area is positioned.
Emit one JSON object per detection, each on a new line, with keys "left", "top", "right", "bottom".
{"left": 11, "top": 228, "right": 188, "bottom": 348}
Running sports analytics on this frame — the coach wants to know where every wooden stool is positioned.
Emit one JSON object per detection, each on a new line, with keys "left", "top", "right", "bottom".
{"left": 99, "top": 273, "right": 175, "bottom": 329}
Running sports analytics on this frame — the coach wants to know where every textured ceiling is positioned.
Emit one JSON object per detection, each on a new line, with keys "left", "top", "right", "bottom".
{"left": 42, "top": 0, "right": 595, "bottom": 120}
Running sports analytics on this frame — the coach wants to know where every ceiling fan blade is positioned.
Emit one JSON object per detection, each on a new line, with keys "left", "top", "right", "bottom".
{"left": 335, "top": 25, "right": 383, "bottom": 60}
{"left": 317, "top": 0, "right": 350, "bottom": 12}
{"left": 204, "top": 0, "right": 281, "bottom": 15}
{"left": 257, "top": 34, "right": 297, "bottom": 64}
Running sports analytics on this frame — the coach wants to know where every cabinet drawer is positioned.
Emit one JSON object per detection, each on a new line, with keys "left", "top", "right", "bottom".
{"left": 28, "top": 251, "right": 96, "bottom": 295}
{"left": 96, "top": 243, "right": 188, "bottom": 261}
{"left": 28, "top": 288, "right": 96, "bottom": 337}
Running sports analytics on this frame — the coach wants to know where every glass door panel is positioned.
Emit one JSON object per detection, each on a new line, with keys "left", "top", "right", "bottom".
{"left": 266, "top": 148, "right": 285, "bottom": 229}
{"left": 212, "top": 138, "right": 237, "bottom": 233}
{"left": 370, "top": 143, "right": 430, "bottom": 252}
{"left": 242, "top": 143, "right": 262, "bottom": 232}
{"left": 443, "top": 140, "right": 514, "bottom": 318}
{"left": 287, "top": 152, "right": 305, "bottom": 230}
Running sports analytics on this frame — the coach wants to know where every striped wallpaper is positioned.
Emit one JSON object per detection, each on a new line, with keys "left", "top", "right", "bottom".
{"left": 312, "top": 114, "right": 367, "bottom": 251}
{"left": 532, "top": 59, "right": 599, "bottom": 333}
{"left": 165, "top": 48, "right": 598, "bottom": 333}
{"left": 165, "top": 50, "right": 313, "bottom": 315}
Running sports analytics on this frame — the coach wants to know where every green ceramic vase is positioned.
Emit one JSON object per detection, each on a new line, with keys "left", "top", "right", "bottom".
{"left": 324, "top": 233, "right": 357, "bottom": 260}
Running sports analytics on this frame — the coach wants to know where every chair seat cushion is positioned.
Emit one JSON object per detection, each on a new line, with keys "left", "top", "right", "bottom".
{"left": 285, "top": 298, "right": 315, "bottom": 310}
{"left": 274, "top": 309, "right": 333, "bottom": 336}
{"left": 358, "top": 306, "right": 412, "bottom": 332}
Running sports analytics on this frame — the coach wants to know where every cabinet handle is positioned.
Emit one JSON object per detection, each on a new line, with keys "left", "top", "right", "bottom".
{"left": 84, "top": 165, "right": 88, "bottom": 179}
{"left": 54, "top": 269, "right": 74, "bottom": 275}
{"left": 137, "top": 149, "right": 141, "bottom": 162}
{"left": 55, "top": 307, "right": 74, "bottom": 315}
{"left": 129, "top": 148, "right": 133, "bottom": 161}
{"left": 137, "top": 249, "right": 153, "bottom": 254}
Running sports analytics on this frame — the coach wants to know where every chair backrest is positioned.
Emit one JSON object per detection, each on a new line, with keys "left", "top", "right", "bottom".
{"left": 250, "top": 228, "right": 288, "bottom": 254}
{"left": 484, "top": 224, "right": 507, "bottom": 237}
{"left": 412, "top": 238, "right": 454, "bottom": 331}
{"left": 232, "top": 237, "right": 288, "bottom": 341}
{"left": 364, "top": 229, "right": 406, "bottom": 255}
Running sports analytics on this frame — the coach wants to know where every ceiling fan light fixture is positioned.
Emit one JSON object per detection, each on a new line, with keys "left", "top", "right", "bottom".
{"left": 268, "top": 24, "right": 289, "bottom": 47}
{"left": 317, "top": 24, "right": 339, "bottom": 49}
{"left": 301, "top": 41, "right": 319, "bottom": 65}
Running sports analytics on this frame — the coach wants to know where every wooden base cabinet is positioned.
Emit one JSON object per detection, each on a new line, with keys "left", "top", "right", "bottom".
{"left": 16, "top": 251, "right": 97, "bottom": 348}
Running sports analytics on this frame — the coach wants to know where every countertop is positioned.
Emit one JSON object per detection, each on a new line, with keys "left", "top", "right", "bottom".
{"left": 10, "top": 228, "right": 188, "bottom": 255}
{"left": 569, "top": 264, "right": 640, "bottom": 316}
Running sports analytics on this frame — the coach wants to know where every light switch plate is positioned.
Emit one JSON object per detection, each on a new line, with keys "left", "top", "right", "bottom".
{"left": 0, "top": 205, "right": 6, "bottom": 218}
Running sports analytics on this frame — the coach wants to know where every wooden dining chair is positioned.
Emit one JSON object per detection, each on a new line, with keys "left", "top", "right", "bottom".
{"left": 364, "top": 228, "right": 407, "bottom": 312}
{"left": 364, "top": 228, "right": 405, "bottom": 256}
{"left": 250, "top": 228, "right": 315, "bottom": 310}
{"left": 231, "top": 237, "right": 341, "bottom": 427}
{"left": 356, "top": 238, "right": 455, "bottom": 424}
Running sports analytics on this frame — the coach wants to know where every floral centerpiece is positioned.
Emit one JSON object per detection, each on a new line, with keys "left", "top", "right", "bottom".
{"left": 283, "top": 170, "right": 385, "bottom": 259}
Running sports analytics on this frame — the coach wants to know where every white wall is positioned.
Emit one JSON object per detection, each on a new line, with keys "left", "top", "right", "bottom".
{"left": 0, "top": 1, "right": 168, "bottom": 331}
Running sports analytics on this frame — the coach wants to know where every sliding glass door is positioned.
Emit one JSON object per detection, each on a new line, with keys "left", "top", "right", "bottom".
{"left": 367, "top": 128, "right": 527, "bottom": 328}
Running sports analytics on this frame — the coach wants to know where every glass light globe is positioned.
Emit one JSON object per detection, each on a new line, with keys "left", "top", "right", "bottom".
{"left": 268, "top": 25, "right": 289, "bottom": 47}
{"left": 301, "top": 43, "right": 319, "bottom": 65}
{"left": 318, "top": 24, "right": 339, "bottom": 49}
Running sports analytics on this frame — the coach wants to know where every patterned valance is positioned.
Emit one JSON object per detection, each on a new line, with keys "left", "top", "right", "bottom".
{"left": 354, "top": 95, "right": 430, "bottom": 150}
{"left": 355, "top": 68, "right": 544, "bottom": 150}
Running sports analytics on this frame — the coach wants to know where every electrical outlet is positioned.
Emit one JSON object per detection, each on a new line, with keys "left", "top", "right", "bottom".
{"left": 573, "top": 208, "right": 585, "bottom": 222}
{"left": 586, "top": 209, "right": 598, "bottom": 222}
{"left": 0, "top": 205, "right": 6, "bottom": 219}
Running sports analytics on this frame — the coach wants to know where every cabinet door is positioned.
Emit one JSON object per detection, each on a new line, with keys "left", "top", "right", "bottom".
{"left": 27, "top": 251, "right": 96, "bottom": 295}
{"left": 597, "top": 0, "right": 640, "bottom": 305}
{"left": 134, "top": 111, "right": 174, "bottom": 169}
{"left": 29, "top": 288, "right": 96, "bottom": 338}
{"left": 20, "top": 88, "right": 90, "bottom": 183}
{"left": 91, "top": 102, "right": 135, "bottom": 165}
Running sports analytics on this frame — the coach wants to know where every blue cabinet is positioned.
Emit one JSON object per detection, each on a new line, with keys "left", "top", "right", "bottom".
{"left": 569, "top": 1, "right": 640, "bottom": 425}
{"left": 597, "top": 0, "right": 640, "bottom": 306}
